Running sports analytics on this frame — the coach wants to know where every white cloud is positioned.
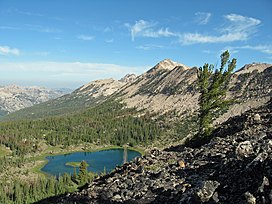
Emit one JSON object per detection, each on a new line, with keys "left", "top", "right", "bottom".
{"left": 0, "top": 61, "right": 147, "bottom": 88}
{"left": 222, "top": 14, "right": 261, "bottom": 34}
{"left": 25, "top": 24, "right": 61, "bottom": 33}
{"left": 105, "top": 39, "right": 114, "bottom": 43}
{"left": 136, "top": 44, "right": 165, "bottom": 50}
{"left": 127, "top": 20, "right": 176, "bottom": 41}
{"left": 0, "top": 26, "right": 20, "bottom": 30}
{"left": 0, "top": 46, "right": 20, "bottom": 56}
{"left": 142, "top": 28, "right": 176, "bottom": 38}
{"left": 40, "top": 27, "right": 61, "bottom": 33}
{"left": 202, "top": 50, "right": 213, "bottom": 54}
{"left": 0, "top": 24, "right": 61, "bottom": 33}
{"left": 17, "top": 10, "right": 44, "bottom": 17}
{"left": 227, "top": 45, "right": 272, "bottom": 55}
{"left": 180, "top": 14, "right": 261, "bottom": 44}
{"left": 195, "top": 12, "right": 212, "bottom": 25}
{"left": 77, "top": 34, "right": 95, "bottom": 41}
{"left": 182, "top": 32, "right": 247, "bottom": 44}
{"left": 242, "top": 45, "right": 272, "bottom": 54}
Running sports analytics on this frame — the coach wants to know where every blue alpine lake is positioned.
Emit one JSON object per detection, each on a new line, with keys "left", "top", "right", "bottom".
{"left": 41, "top": 149, "right": 141, "bottom": 177}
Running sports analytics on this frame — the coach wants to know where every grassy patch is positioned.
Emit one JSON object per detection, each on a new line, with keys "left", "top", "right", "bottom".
{"left": 144, "top": 163, "right": 162, "bottom": 172}
{"left": 30, "top": 160, "right": 49, "bottom": 177}
{"left": 0, "top": 146, "right": 11, "bottom": 157}
{"left": 65, "top": 161, "right": 90, "bottom": 167}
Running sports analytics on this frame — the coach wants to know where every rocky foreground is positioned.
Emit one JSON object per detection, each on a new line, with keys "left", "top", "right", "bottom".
{"left": 38, "top": 99, "right": 271, "bottom": 204}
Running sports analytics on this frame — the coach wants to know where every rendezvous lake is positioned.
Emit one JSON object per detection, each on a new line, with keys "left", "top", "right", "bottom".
{"left": 41, "top": 149, "right": 141, "bottom": 176}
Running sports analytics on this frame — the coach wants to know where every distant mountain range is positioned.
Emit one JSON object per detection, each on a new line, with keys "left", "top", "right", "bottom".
{"left": 1, "top": 59, "right": 271, "bottom": 124}
{"left": 0, "top": 85, "right": 71, "bottom": 116}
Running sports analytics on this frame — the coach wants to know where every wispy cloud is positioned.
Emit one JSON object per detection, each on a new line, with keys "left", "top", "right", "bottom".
{"left": 181, "top": 32, "right": 246, "bottom": 44}
{"left": 126, "top": 20, "right": 176, "bottom": 41}
{"left": 226, "top": 45, "right": 272, "bottom": 55}
{"left": 0, "top": 25, "right": 20, "bottom": 30}
{"left": 6, "top": 8, "right": 44, "bottom": 17}
{"left": 25, "top": 24, "right": 61, "bottom": 33}
{"left": 0, "top": 61, "right": 146, "bottom": 88}
{"left": 53, "top": 36, "right": 62, "bottom": 40}
{"left": 77, "top": 34, "right": 95, "bottom": 41}
{"left": 136, "top": 44, "right": 165, "bottom": 50}
{"left": 7, "top": 9, "right": 64, "bottom": 22}
{"left": 221, "top": 14, "right": 261, "bottom": 34}
{"left": 195, "top": 12, "right": 212, "bottom": 25}
{"left": 17, "top": 10, "right": 44, "bottom": 17}
{"left": 0, "top": 45, "right": 20, "bottom": 56}
{"left": 180, "top": 14, "right": 261, "bottom": 44}
{"left": 242, "top": 45, "right": 272, "bottom": 54}
{"left": 105, "top": 39, "right": 114, "bottom": 43}
{"left": 0, "top": 24, "right": 61, "bottom": 33}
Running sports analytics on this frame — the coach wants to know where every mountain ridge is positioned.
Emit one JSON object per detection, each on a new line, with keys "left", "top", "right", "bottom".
{"left": 1, "top": 59, "right": 271, "bottom": 124}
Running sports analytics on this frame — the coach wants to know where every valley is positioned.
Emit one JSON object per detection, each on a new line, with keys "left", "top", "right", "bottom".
{"left": 0, "top": 57, "right": 271, "bottom": 203}
{"left": 1, "top": 0, "right": 271, "bottom": 203}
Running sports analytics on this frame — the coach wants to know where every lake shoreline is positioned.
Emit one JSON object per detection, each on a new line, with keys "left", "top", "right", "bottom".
{"left": 32, "top": 145, "right": 144, "bottom": 177}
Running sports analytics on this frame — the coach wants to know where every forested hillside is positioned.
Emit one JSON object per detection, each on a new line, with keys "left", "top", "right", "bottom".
{"left": 0, "top": 60, "right": 270, "bottom": 204}
{"left": 0, "top": 100, "right": 161, "bottom": 157}
{"left": 0, "top": 99, "right": 163, "bottom": 203}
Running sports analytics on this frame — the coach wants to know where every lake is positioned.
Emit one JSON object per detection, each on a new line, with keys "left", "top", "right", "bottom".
{"left": 41, "top": 149, "right": 141, "bottom": 176}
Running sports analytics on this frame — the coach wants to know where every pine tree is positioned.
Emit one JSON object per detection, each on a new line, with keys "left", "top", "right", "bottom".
{"left": 198, "top": 50, "right": 236, "bottom": 138}
{"left": 78, "top": 160, "right": 88, "bottom": 184}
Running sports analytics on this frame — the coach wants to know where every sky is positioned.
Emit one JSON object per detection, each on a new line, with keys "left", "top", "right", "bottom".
{"left": 0, "top": 0, "right": 271, "bottom": 88}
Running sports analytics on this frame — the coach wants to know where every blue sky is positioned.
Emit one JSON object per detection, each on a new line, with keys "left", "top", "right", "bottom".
{"left": 0, "top": 0, "right": 271, "bottom": 88}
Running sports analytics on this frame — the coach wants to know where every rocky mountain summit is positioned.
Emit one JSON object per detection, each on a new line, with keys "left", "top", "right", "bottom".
{"left": 148, "top": 59, "right": 189, "bottom": 72}
{"left": 119, "top": 60, "right": 271, "bottom": 123}
{"left": 0, "top": 85, "right": 67, "bottom": 116}
{"left": 38, "top": 99, "right": 272, "bottom": 204}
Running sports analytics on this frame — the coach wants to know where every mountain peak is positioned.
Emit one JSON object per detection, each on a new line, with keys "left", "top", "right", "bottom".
{"left": 157, "top": 59, "right": 180, "bottom": 69}
{"left": 148, "top": 59, "right": 189, "bottom": 73}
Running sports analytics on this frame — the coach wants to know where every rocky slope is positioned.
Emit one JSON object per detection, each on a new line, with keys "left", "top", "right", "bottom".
{"left": 117, "top": 59, "right": 197, "bottom": 117}
{"left": 37, "top": 99, "right": 272, "bottom": 204}
{"left": 0, "top": 85, "right": 68, "bottom": 116}
{"left": 117, "top": 61, "right": 271, "bottom": 123}
{"left": 74, "top": 74, "right": 136, "bottom": 99}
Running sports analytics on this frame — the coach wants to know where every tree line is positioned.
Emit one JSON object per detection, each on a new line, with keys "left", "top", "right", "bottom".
{"left": 0, "top": 160, "right": 95, "bottom": 204}
{"left": 0, "top": 100, "right": 161, "bottom": 157}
